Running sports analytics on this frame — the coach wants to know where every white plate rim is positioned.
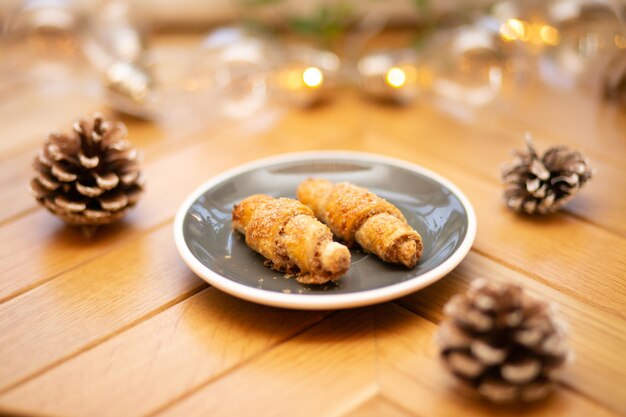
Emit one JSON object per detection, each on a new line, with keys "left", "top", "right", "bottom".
{"left": 173, "top": 151, "right": 477, "bottom": 310}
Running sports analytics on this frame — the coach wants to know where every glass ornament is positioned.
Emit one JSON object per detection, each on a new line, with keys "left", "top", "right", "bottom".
{"left": 539, "top": 0, "right": 625, "bottom": 90}
{"left": 269, "top": 43, "right": 340, "bottom": 108}
{"left": 2, "top": 0, "right": 88, "bottom": 83}
{"left": 357, "top": 48, "right": 421, "bottom": 104}
{"left": 421, "top": 17, "right": 530, "bottom": 107}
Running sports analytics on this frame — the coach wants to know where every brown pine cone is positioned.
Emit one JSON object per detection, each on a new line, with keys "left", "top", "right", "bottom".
{"left": 30, "top": 113, "right": 144, "bottom": 231}
{"left": 500, "top": 134, "right": 593, "bottom": 214}
{"left": 437, "top": 279, "right": 571, "bottom": 403}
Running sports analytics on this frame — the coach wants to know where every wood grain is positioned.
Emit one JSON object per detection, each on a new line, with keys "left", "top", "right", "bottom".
{"left": 0, "top": 107, "right": 221, "bottom": 225}
{"left": 396, "top": 251, "right": 626, "bottom": 415}
{"left": 493, "top": 80, "right": 626, "bottom": 167}
{"left": 353, "top": 98, "right": 626, "bottom": 236}
{"left": 0, "top": 89, "right": 102, "bottom": 160}
{"left": 0, "top": 116, "right": 343, "bottom": 303}
{"left": 0, "top": 31, "right": 624, "bottom": 417}
{"left": 0, "top": 289, "right": 325, "bottom": 417}
{"left": 349, "top": 134, "right": 626, "bottom": 319}
{"left": 157, "top": 310, "right": 379, "bottom": 417}
{"left": 341, "top": 396, "right": 414, "bottom": 417}
{"left": 153, "top": 306, "right": 619, "bottom": 417}
{"left": 0, "top": 225, "right": 204, "bottom": 391}
{"left": 0, "top": 152, "right": 38, "bottom": 225}
{"left": 375, "top": 304, "right": 620, "bottom": 417}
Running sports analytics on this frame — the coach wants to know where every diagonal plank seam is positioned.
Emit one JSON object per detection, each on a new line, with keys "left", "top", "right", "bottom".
{"left": 0, "top": 112, "right": 235, "bottom": 227}
{"left": 0, "top": 211, "right": 621, "bottom": 404}
{"left": 377, "top": 393, "right": 428, "bottom": 417}
{"left": 380, "top": 302, "right": 622, "bottom": 417}
{"left": 435, "top": 154, "right": 625, "bottom": 239}
{"left": 469, "top": 247, "right": 598, "bottom": 309}
{"left": 2, "top": 144, "right": 624, "bottom": 311}
{"left": 391, "top": 298, "right": 582, "bottom": 398}
{"left": 0, "top": 284, "right": 208, "bottom": 396}
{"left": 2, "top": 108, "right": 624, "bottom": 310}
{"left": 391, "top": 263, "right": 626, "bottom": 416}
{"left": 0, "top": 207, "right": 39, "bottom": 230}
{"left": 0, "top": 217, "right": 174, "bottom": 305}
{"left": 142, "top": 310, "right": 337, "bottom": 417}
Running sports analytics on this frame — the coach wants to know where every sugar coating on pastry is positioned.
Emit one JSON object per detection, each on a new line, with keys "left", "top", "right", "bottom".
{"left": 297, "top": 179, "right": 423, "bottom": 268}
{"left": 232, "top": 194, "right": 351, "bottom": 284}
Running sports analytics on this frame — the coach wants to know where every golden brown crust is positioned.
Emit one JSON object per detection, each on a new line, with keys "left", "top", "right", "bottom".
{"left": 246, "top": 197, "right": 312, "bottom": 272}
{"left": 355, "top": 213, "right": 422, "bottom": 268}
{"left": 296, "top": 178, "right": 332, "bottom": 221}
{"left": 232, "top": 195, "right": 350, "bottom": 284}
{"left": 297, "top": 179, "right": 423, "bottom": 268}
{"left": 232, "top": 194, "right": 272, "bottom": 234}
{"left": 325, "top": 182, "right": 405, "bottom": 244}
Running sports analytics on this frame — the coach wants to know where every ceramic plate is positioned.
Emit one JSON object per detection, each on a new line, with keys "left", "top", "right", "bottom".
{"left": 174, "top": 152, "right": 476, "bottom": 309}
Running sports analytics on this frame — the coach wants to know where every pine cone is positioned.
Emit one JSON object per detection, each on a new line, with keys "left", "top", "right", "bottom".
{"left": 500, "top": 134, "right": 593, "bottom": 214}
{"left": 437, "top": 279, "right": 571, "bottom": 404}
{"left": 30, "top": 113, "right": 144, "bottom": 231}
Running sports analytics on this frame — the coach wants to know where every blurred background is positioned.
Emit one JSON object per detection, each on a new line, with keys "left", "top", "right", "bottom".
{"left": 0, "top": 0, "right": 624, "bottom": 131}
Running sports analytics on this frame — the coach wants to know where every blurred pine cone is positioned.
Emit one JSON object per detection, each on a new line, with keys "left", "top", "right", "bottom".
{"left": 500, "top": 134, "right": 593, "bottom": 214}
{"left": 30, "top": 113, "right": 144, "bottom": 232}
{"left": 437, "top": 279, "right": 571, "bottom": 403}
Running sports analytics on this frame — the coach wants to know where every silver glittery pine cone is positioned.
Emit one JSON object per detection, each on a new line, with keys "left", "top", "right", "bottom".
{"left": 437, "top": 279, "right": 571, "bottom": 404}
{"left": 500, "top": 134, "right": 593, "bottom": 214}
{"left": 30, "top": 113, "right": 144, "bottom": 230}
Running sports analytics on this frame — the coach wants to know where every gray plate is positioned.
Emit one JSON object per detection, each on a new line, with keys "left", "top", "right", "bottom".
{"left": 174, "top": 152, "right": 476, "bottom": 309}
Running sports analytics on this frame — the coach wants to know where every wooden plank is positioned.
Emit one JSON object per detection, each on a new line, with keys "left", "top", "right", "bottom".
{"left": 0, "top": 97, "right": 109, "bottom": 224}
{"left": 396, "top": 251, "right": 626, "bottom": 415}
{"left": 0, "top": 109, "right": 218, "bottom": 225}
{"left": 0, "top": 140, "right": 236, "bottom": 302}
{"left": 156, "top": 310, "right": 379, "bottom": 417}
{"left": 347, "top": 136, "right": 626, "bottom": 319}
{"left": 0, "top": 152, "right": 35, "bottom": 225}
{"left": 381, "top": 364, "right": 617, "bottom": 417}
{"left": 0, "top": 225, "right": 205, "bottom": 392}
{"left": 341, "top": 396, "right": 415, "bottom": 417}
{"left": 0, "top": 31, "right": 623, "bottom": 417}
{"left": 492, "top": 80, "right": 626, "bottom": 168}
{"left": 0, "top": 32, "right": 203, "bottom": 161}
{"left": 0, "top": 288, "right": 325, "bottom": 417}
{"left": 149, "top": 304, "right": 617, "bottom": 417}
{"left": 2, "top": 97, "right": 624, "bottom": 316}
{"left": 0, "top": 111, "right": 344, "bottom": 303}
{"left": 2, "top": 85, "right": 623, "bottom": 237}
{"left": 375, "top": 303, "right": 620, "bottom": 417}
{"left": 0, "top": 88, "right": 103, "bottom": 159}
{"left": 356, "top": 100, "right": 626, "bottom": 236}
{"left": 3, "top": 39, "right": 623, "bottom": 236}
{"left": 0, "top": 119, "right": 348, "bottom": 387}
{"left": 0, "top": 35, "right": 237, "bottom": 225}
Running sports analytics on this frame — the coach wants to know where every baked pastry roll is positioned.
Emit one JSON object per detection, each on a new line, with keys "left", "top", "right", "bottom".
{"left": 297, "top": 179, "right": 423, "bottom": 268}
{"left": 232, "top": 194, "right": 351, "bottom": 284}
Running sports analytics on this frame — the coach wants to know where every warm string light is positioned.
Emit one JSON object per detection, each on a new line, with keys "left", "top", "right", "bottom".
{"left": 358, "top": 50, "right": 421, "bottom": 104}
{"left": 539, "top": 25, "right": 560, "bottom": 46}
{"left": 302, "top": 66, "right": 323, "bottom": 88}
{"left": 281, "top": 66, "right": 324, "bottom": 91}
{"left": 273, "top": 63, "right": 330, "bottom": 107}
{"left": 500, "top": 18, "right": 530, "bottom": 42}
{"left": 386, "top": 67, "right": 406, "bottom": 88}
{"left": 500, "top": 18, "right": 561, "bottom": 46}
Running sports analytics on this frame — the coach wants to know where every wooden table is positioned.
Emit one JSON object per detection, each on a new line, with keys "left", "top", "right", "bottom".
{"left": 1, "top": 33, "right": 625, "bottom": 417}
